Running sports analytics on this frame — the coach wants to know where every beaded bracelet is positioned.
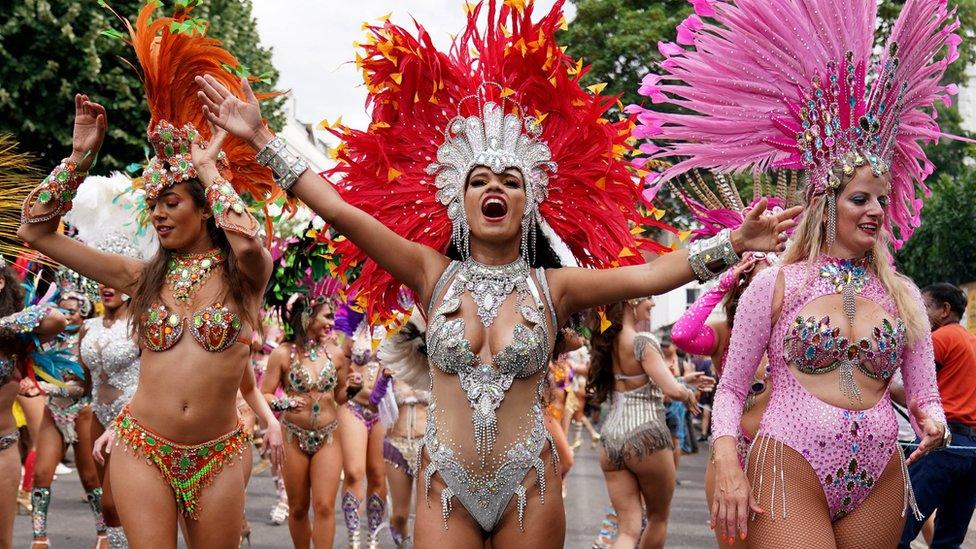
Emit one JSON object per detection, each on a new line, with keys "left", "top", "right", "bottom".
{"left": 256, "top": 136, "right": 308, "bottom": 192}
{"left": 21, "top": 160, "right": 87, "bottom": 224}
{"left": 0, "top": 304, "right": 53, "bottom": 336}
{"left": 687, "top": 228, "right": 741, "bottom": 282}
{"left": 205, "top": 177, "right": 258, "bottom": 238}
{"left": 270, "top": 396, "right": 297, "bottom": 412}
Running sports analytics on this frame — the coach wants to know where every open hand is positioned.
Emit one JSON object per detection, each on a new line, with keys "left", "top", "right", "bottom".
{"left": 906, "top": 399, "right": 947, "bottom": 465}
{"left": 189, "top": 121, "right": 229, "bottom": 178}
{"left": 195, "top": 75, "right": 267, "bottom": 148}
{"left": 732, "top": 198, "right": 803, "bottom": 254}
{"left": 70, "top": 94, "right": 107, "bottom": 171}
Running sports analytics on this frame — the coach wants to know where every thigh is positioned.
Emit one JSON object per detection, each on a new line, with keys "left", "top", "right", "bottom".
{"left": 386, "top": 464, "right": 413, "bottom": 517}
{"left": 32, "top": 409, "right": 64, "bottom": 485}
{"left": 310, "top": 441, "right": 343, "bottom": 511}
{"left": 599, "top": 455, "right": 643, "bottom": 529}
{"left": 833, "top": 451, "right": 905, "bottom": 549}
{"left": 490, "top": 445, "right": 565, "bottom": 549}
{"left": 629, "top": 448, "right": 676, "bottom": 518}
{"left": 108, "top": 440, "right": 179, "bottom": 549}
{"left": 338, "top": 407, "right": 368, "bottom": 478}
{"left": 16, "top": 395, "right": 45, "bottom": 444}
{"left": 184, "top": 456, "right": 245, "bottom": 549}
{"left": 0, "top": 445, "right": 19, "bottom": 549}
{"left": 413, "top": 450, "right": 486, "bottom": 548}
{"left": 365, "top": 422, "right": 387, "bottom": 486}
{"left": 282, "top": 437, "right": 311, "bottom": 512}
{"left": 90, "top": 417, "right": 107, "bottom": 481}
{"left": 746, "top": 440, "right": 836, "bottom": 549}
{"left": 72, "top": 407, "right": 100, "bottom": 490}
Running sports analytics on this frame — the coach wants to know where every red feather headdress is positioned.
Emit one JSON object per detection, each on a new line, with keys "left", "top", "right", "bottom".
{"left": 110, "top": 2, "right": 281, "bottom": 205}
{"left": 326, "top": 0, "right": 675, "bottom": 324}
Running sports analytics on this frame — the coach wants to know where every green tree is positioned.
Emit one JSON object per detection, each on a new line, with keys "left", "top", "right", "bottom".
{"left": 0, "top": 0, "right": 282, "bottom": 172}
{"left": 895, "top": 168, "right": 976, "bottom": 286}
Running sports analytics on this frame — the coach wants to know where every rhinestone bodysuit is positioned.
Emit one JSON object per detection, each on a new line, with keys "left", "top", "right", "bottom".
{"left": 423, "top": 259, "right": 557, "bottom": 532}
{"left": 81, "top": 317, "right": 140, "bottom": 426}
{"left": 711, "top": 256, "right": 945, "bottom": 521}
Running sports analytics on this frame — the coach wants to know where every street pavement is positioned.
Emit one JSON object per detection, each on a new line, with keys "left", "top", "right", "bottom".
{"left": 12, "top": 440, "right": 976, "bottom": 548}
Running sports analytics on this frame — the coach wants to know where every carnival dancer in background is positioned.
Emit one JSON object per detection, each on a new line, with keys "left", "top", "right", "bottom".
{"left": 18, "top": 3, "right": 285, "bottom": 546}
{"left": 339, "top": 316, "right": 394, "bottom": 549}
{"left": 28, "top": 277, "right": 104, "bottom": 549}
{"left": 588, "top": 298, "right": 712, "bottom": 548}
{"left": 262, "top": 290, "right": 349, "bottom": 549}
{"left": 378, "top": 308, "right": 431, "bottom": 549}
{"left": 196, "top": 0, "right": 796, "bottom": 543}
{"left": 63, "top": 172, "right": 155, "bottom": 549}
{"left": 632, "top": 0, "right": 959, "bottom": 544}
{"left": 0, "top": 255, "right": 68, "bottom": 549}
{"left": 666, "top": 169, "right": 798, "bottom": 549}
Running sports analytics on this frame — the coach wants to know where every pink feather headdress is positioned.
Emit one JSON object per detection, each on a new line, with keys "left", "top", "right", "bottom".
{"left": 632, "top": 0, "right": 962, "bottom": 248}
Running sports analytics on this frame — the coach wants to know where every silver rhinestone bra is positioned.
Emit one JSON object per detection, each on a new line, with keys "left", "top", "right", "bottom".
{"left": 81, "top": 317, "right": 140, "bottom": 425}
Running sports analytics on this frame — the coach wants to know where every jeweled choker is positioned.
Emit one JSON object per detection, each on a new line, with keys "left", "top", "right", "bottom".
{"left": 166, "top": 249, "right": 224, "bottom": 303}
{"left": 458, "top": 257, "right": 530, "bottom": 327}
{"left": 819, "top": 255, "right": 870, "bottom": 326}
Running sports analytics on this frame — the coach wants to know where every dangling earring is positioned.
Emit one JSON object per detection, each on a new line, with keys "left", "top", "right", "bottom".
{"left": 825, "top": 190, "right": 837, "bottom": 253}
{"left": 452, "top": 210, "right": 470, "bottom": 260}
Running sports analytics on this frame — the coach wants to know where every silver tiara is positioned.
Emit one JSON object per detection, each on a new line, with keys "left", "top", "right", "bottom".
{"left": 426, "top": 83, "right": 556, "bottom": 259}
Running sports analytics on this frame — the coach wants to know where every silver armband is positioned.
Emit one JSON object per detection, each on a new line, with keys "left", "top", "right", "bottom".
{"left": 256, "top": 136, "right": 309, "bottom": 192}
{"left": 687, "top": 228, "right": 741, "bottom": 282}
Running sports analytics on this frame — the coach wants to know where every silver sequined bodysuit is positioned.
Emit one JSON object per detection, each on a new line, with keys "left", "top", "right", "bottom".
{"left": 423, "top": 259, "right": 557, "bottom": 533}
{"left": 81, "top": 317, "right": 140, "bottom": 426}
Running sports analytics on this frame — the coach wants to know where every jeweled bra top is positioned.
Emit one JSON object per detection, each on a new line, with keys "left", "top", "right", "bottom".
{"left": 286, "top": 344, "right": 337, "bottom": 394}
{"left": 782, "top": 256, "right": 907, "bottom": 384}
{"left": 80, "top": 317, "right": 140, "bottom": 380}
{"left": 140, "top": 302, "right": 245, "bottom": 353}
{"left": 426, "top": 258, "right": 553, "bottom": 453}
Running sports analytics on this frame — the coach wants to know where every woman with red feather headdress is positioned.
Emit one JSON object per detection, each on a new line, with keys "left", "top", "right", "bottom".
{"left": 198, "top": 0, "right": 796, "bottom": 545}
{"left": 18, "top": 2, "right": 286, "bottom": 546}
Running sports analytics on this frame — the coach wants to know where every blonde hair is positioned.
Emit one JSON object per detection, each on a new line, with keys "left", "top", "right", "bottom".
{"left": 781, "top": 168, "right": 928, "bottom": 344}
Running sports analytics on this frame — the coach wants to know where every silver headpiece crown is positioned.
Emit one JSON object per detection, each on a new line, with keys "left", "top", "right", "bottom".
{"left": 426, "top": 83, "right": 556, "bottom": 259}
{"left": 94, "top": 232, "right": 142, "bottom": 259}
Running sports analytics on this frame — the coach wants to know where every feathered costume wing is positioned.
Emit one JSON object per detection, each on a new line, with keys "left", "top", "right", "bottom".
{"left": 325, "top": 0, "right": 675, "bottom": 324}
{"left": 632, "top": 0, "right": 962, "bottom": 247}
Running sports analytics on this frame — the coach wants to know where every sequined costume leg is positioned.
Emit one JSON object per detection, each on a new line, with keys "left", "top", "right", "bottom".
{"left": 31, "top": 486, "right": 51, "bottom": 539}
{"left": 366, "top": 493, "right": 386, "bottom": 548}
{"left": 106, "top": 525, "right": 128, "bottom": 548}
{"left": 86, "top": 487, "right": 107, "bottom": 535}
{"left": 342, "top": 491, "right": 362, "bottom": 548}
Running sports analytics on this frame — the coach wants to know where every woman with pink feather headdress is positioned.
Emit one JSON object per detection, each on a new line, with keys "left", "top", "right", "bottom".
{"left": 631, "top": 0, "right": 962, "bottom": 545}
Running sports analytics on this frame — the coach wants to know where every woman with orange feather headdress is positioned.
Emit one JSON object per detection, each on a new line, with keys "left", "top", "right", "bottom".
{"left": 197, "top": 0, "right": 798, "bottom": 545}
{"left": 18, "top": 2, "right": 288, "bottom": 546}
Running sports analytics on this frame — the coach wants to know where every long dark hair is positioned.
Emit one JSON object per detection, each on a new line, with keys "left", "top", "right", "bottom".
{"left": 129, "top": 180, "right": 254, "bottom": 343}
{"left": 586, "top": 302, "right": 628, "bottom": 406}
{"left": 281, "top": 296, "right": 328, "bottom": 347}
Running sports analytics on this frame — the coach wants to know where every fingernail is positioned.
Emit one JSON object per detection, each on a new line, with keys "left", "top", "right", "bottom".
{"left": 740, "top": 531, "right": 747, "bottom": 540}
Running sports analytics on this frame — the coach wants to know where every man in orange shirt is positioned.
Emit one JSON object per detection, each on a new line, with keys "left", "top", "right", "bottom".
{"left": 900, "top": 283, "right": 976, "bottom": 549}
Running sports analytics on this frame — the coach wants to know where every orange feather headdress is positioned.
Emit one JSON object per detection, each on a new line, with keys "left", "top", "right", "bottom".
{"left": 109, "top": 2, "right": 280, "bottom": 204}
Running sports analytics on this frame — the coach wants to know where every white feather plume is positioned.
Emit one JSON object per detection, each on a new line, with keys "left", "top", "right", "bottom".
{"left": 64, "top": 173, "right": 158, "bottom": 260}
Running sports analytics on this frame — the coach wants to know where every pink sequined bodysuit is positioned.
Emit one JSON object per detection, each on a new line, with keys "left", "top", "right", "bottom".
{"left": 711, "top": 257, "right": 944, "bottom": 521}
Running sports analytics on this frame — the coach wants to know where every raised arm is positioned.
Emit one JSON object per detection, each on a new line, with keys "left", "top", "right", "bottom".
{"left": 17, "top": 95, "right": 144, "bottom": 294}
{"left": 672, "top": 270, "right": 737, "bottom": 357}
{"left": 635, "top": 332, "right": 696, "bottom": 406}
{"left": 195, "top": 75, "right": 447, "bottom": 303}
{"left": 549, "top": 200, "right": 799, "bottom": 324}
{"left": 188, "top": 123, "right": 272, "bottom": 290}
{"left": 0, "top": 305, "right": 67, "bottom": 341}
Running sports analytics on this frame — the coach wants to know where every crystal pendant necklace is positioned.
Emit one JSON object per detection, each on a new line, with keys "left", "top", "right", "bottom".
{"left": 458, "top": 257, "right": 530, "bottom": 327}
{"left": 819, "top": 255, "right": 871, "bottom": 403}
{"left": 166, "top": 249, "right": 224, "bottom": 302}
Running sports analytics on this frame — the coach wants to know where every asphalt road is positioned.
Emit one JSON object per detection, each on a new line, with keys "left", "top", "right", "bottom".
{"left": 12, "top": 440, "right": 976, "bottom": 548}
